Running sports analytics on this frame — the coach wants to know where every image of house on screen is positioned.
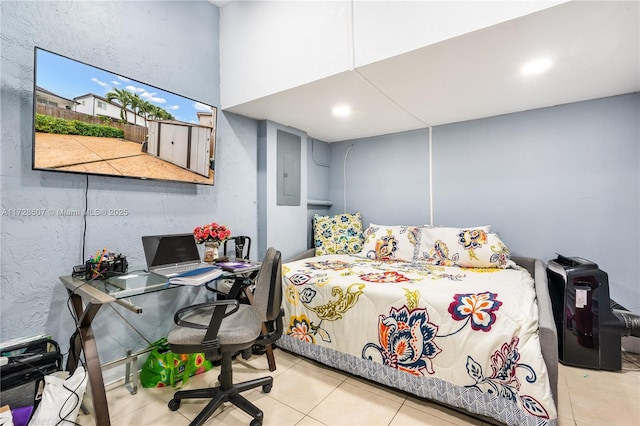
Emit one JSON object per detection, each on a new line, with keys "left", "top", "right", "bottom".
{"left": 35, "top": 86, "right": 77, "bottom": 110}
{"left": 73, "top": 93, "right": 144, "bottom": 126}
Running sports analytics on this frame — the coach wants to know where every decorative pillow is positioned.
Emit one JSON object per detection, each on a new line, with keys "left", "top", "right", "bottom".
{"left": 357, "top": 224, "right": 421, "bottom": 262}
{"left": 415, "top": 225, "right": 492, "bottom": 263}
{"left": 418, "top": 226, "right": 514, "bottom": 268}
{"left": 313, "top": 212, "right": 364, "bottom": 256}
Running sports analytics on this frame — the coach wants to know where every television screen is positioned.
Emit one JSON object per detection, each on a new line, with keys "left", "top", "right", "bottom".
{"left": 32, "top": 47, "right": 217, "bottom": 185}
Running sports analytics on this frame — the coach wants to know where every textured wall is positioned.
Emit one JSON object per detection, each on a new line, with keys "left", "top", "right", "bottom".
{"left": 0, "top": 1, "right": 259, "bottom": 380}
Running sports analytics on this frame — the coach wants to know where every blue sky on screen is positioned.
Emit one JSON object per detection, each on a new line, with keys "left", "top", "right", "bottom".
{"left": 35, "top": 48, "right": 213, "bottom": 124}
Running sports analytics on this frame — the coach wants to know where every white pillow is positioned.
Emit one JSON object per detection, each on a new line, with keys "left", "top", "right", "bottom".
{"left": 357, "top": 224, "right": 421, "bottom": 262}
{"left": 416, "top": 226, "right": 515, "bottom": 268}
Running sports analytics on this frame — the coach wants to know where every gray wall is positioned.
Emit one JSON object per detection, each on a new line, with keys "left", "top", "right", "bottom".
{"left": 305, "top": 138, "right": 332, "bottom": 248}
{"left": 256, "top": 121, "right": 308, "bottom": 260}
{"left": 329, "top": 129, "right": 431, "bottom": 228}
{"left": 0, "top": 1, "right": 259, "bottom": 381}
{"left": 433, "top": 93, "right": 639, "bottom": 313}
{"left": 327, "top": 93, "right": 639, "bottom": 313}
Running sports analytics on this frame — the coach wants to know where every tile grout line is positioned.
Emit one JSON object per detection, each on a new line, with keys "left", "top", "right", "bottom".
{"left": 386, "top": 399, "right": 409, "bottom": 426}
{"left": 297, "top": 370, "right": 350, "bottom": 420}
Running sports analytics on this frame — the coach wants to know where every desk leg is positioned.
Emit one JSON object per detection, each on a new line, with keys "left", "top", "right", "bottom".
{"left": 242, "top": 288, "right": 277, "bottom": 372}
{"left": 67, "top": 292, "right": 112, "bottom": 426}
{"left": 66, "top": 291, "right": 85, "bottom": 373}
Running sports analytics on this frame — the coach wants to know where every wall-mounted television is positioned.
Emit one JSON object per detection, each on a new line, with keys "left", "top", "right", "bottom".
{"left": 32, "top": 47, "right": 217, "bottom": 185}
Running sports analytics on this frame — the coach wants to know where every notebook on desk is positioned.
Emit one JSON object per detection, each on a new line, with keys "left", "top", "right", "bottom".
{"left": 141, "top": 233, "right": 212, "bottom": 278}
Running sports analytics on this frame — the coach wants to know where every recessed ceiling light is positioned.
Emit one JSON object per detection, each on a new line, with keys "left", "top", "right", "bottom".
{"left": 521, "top": 58, "right": 553, "bottom": 76}
{"left": 332, "top": 105, "right": 351, "bottom": 117}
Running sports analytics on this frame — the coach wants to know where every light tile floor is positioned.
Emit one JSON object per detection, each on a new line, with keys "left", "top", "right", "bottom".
{"left": 77, "top": 349, "right": 640, "bottom": 426}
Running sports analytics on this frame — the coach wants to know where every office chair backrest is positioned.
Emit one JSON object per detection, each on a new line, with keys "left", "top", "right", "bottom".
{"left": 253, "top": 247, "right": 282, "bottom": 323}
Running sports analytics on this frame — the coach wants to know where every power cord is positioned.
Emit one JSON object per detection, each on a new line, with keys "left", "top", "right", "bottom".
{"left": 53, "top": 284, "right": 90, "bottom": 426}
{"left": 81, "top": 175, "right": 88, "bottom": 264}
{"left": 55, "top": 349, "right": 86, "bottom": 426}
{"left": 311, "top": 139, "right": 330, "bottom": 168}
{"left": 343, "top": 144, "right": 355, "bottom": 213}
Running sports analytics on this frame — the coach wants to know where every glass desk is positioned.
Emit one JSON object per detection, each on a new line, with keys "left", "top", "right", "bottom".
{"left": 59, "top": 263, "right": 260, "bottom": 426}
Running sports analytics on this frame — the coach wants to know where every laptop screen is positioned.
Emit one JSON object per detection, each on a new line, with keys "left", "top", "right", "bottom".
{"left": 142, "top": 234, "right": 201, "bottom": 269}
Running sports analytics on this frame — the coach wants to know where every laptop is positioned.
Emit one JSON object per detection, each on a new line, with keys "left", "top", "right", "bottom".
{"left": 141, "top": 233, "right": 213, "bottom": 278}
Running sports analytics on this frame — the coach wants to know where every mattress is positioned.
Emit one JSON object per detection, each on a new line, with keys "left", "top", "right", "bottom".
{"left": 279, "top": 254, "right": 557, "bottom": 426}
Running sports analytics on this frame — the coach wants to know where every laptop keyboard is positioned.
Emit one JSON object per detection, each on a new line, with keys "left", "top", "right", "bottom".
{"left": 154, "top": 263, "right": 200, "bottom": 276}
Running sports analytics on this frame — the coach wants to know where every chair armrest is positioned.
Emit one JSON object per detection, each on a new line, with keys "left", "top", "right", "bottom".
{"left": 205, "top": 276, "right": 254, "bottom": 299}
{"left": 174, "top": 300, "right": 239, "bottom": 329}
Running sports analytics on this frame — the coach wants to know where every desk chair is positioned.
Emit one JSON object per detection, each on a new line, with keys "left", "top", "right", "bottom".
{"left": 215, "top": 235, "right": 254, "bottom": 297}
{"left": 215, "top": 236, "right": 278, "bottom": 371}
{"left": 223, "top": 236, "right": 252, "bottom": 259}
{"left": 166, "top": 247, "right": 283, "bottom": 426}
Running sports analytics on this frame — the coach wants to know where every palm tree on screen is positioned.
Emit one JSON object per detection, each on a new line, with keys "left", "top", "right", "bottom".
{"left": 137, "top": 99, "right": 154, "bottom": 127}
{"left": 129, "top": 94, "right": 144, "bottom": 126}
{"left": 105, "top": 88, "right": 132, "bottom": 123}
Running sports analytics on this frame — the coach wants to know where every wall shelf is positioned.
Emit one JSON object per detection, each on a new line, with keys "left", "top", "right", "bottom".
{"left": 307, "top": 199, "right": 332, "bottom": 208}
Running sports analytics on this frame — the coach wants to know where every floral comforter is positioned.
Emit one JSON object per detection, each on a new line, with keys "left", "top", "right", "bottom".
{"left": 279, "top": 254, "right": 557, "bottom": 426}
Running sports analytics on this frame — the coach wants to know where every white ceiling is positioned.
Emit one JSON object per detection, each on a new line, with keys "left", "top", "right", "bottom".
{"left": 221, "top": 1, "right": 639, "bottom": 143}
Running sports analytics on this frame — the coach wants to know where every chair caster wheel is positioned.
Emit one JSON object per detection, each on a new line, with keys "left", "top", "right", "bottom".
{"left": 168, "top": 399, "right": 181, "bottom": 411}
{"left": 250, "top": 419, "right": 262, "bottom": 426}
{"left": 262, "top": 384, "right": 272, "bottom": 393}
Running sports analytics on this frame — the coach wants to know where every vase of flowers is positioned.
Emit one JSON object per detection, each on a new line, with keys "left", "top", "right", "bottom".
{"left": 193, "top": 222, "right": 231, "bottom": 262}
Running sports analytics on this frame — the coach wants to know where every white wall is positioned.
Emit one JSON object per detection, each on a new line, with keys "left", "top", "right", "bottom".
{"left": 352, "top": 0, "right": 567, "bottom": 67}
{"left": 219, "top": 0, "right": 566, "bottom": 109}
{"left": 220, "top": 1, "right": 350, "bottom": 108}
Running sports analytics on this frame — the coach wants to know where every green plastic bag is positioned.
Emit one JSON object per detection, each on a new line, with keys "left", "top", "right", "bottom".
{"left": 140, "top": 338, "right": 213, "bottom": 388}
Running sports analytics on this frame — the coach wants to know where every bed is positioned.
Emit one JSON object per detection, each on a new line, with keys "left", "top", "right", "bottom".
{"left": 277, "top": 217, "right": 558, "bottom": 426}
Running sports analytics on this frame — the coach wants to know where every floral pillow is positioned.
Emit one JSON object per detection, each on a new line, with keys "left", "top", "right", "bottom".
{"left": 418, "top": 226, "right": 514, "bottom": 268}
{"left": 357, "top": 224, "right": 421, "bottom": 262}
{"left": 313, "top": 212, "right": 364, "bottom": 256}
{"left": 415, "top": 226, "right": 491, "bottom": 264}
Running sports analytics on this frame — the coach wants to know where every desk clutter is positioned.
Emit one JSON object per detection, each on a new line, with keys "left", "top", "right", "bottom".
{"left": 0, "top": 335, "right": 87, "bottom": 426}
{"left": 71, "top": 249, "right": 128, "bottom": 280}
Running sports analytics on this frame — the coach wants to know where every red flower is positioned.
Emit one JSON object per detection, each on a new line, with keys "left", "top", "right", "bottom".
{"left": 193, "top": 222, "right": 231, "bottom": 244}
